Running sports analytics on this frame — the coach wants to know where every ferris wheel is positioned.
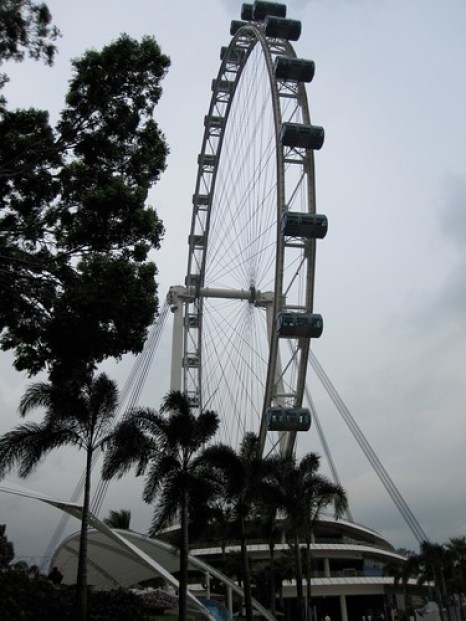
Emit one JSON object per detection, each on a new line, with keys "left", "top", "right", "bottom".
{"left": 168, "top": 1, "right": 327, "bottom": 458}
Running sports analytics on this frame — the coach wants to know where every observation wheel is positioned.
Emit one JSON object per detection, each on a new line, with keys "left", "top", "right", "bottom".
{"left": 169, "top": 1, "right": 327, "bottom": 457}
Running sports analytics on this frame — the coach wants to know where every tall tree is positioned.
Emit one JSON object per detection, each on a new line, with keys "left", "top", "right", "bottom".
{"left": 0, "top": 15, "right": 169, "bottom": 384}
{"left": 273, "top": 453, "right": 348, "bottom": 621}
{"left": 256, "top": 496, "right": 280, "bottom": 615}
{"left": 200, "top": 432, "right": 276, "bottom": 621}
{"left": 386, "top": 549, "right": 418, "bottom": 621}
{"left": 103, "top": 391, "right": 219, "bottom": 621}
{"left": 411, "top": 541, "right": 452, "bottom": 621}
{"left": 446, "top": 537, "right": 466, "bottom": 620}
{"left": 0, "top": 373, "right": 120, "bottom": 621}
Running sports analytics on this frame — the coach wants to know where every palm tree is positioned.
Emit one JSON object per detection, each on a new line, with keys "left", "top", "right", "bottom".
{"left": 256, "top": 497, "right": 281, "bottom": 615}
{"left": 301, "top": 455, "right": 347, "bottom": 607}
{"left": 200, "top": 432, "right": 276, "bottom": 621}
{"left": 385, "top": 549, "right": 418, "bottom": 620}
{"left": 102, "top": 390, "right": 219, "bottom": 621}
{"left": 0, "top": 372, "right": 119, "bottom": 621}
{"left": 446, "top": 537, "right": 466, "bottom": 620}
{"left": 103, "top": 509, "right": 131, "bottom": 529}
{"left": 413, "top": 541, "right": 453, "bottom": 621}
{"left": 273, "top": 453, "right": 348, "bottom": 621}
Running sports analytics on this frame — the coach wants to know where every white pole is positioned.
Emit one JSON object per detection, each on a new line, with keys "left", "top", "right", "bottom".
{"left": 340, "top": 594, "right": 349, "bottom": 621}
{"left": 169, "top": 292, "right": 184, "bottom": 392}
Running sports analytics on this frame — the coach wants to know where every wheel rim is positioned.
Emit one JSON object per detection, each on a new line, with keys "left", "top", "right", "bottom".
{"left": 183, "top": 23, "right": 319, "bottom": 456}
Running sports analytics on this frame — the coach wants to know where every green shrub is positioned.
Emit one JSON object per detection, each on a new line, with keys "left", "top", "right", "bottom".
{"left": 0, "top": 569, "right": 145, "bottom": 621}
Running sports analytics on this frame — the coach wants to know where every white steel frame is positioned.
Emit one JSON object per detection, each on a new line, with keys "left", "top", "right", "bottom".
{"left": 169, "top": 22, "right": 320, "bottom": 457}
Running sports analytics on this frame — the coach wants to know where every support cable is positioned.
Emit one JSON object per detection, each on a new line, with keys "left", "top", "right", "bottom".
{"left": 309, "top": 351, "right": 429, "bottom": 544}
{"left": 40, "top": 298, "right": 171, "bottom": 570}
{"left": 91, "top": 299, "right": 170, "bottom": 516}
{"left": 303, "top": 383, "right": 354, "bottom": 522}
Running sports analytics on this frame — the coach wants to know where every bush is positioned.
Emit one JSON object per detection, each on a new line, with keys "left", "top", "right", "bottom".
{"left": 0, "top": 570, "right": 73, "bottom": 621}
{"left": 0, "top": 569, "right": 145, "bottom": 621}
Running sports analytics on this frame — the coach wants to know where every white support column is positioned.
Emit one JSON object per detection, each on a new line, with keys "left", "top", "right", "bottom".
{"left": 205, "top": 571, "right": 211, "bottom": 599}
{"left": 340, "top": 594, "right": 348, "bottom": 621}
{"left": 324, "top": 558, "right": 331, "bottom": 577}
{"left": 227, "top": 586, "right": 233, "bottom": 618}
{"left": 169, "top": 293, "right": 184, "bottom": 392}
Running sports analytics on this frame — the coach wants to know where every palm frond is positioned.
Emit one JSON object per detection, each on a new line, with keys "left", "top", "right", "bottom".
{"left": 160, "top": 390, "right": 191, "bottom": 416}
{"left": 149, "top": 484, "right": 179, "bottom": 536}
{"left": 200, "top": 444, "right": 246, "bottom": 496}
{"left": 89, "top": 374, "right": 119, "bottom": 440}
{"left": 164, "top": 410, "right": 195, "bottom": 449}
{"left": 192, "top": 410, "right": 219, "bottom": 448}
{"left": 103, "top": 509, "right": 131, "bottom": 529}
{"left": 102, "top": 421, "right": 156, "bottom": 480}
{"left": 239, "top": 432, "right": 261, "bottom": 461}
{"left": 142, "top": 454, "right": 180, "bottom": 504}
{"left": 89, "top": 374, "right": 119, "bottom": 414}
{"left": 123, "top": 407, "right": 163, "bottom": 435}
{"left": 18, "top": 383, "right": 54, "bottom": 417}
{"left": 0, "top": 422, "right": 80, "bottom": 478}
{"left": 299, "top": 452, "right": 320, "bottom": 474}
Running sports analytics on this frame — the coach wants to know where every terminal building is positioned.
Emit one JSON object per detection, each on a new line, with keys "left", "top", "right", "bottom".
{"left": 51, "top": 511, "right": 423, "bottom": 621}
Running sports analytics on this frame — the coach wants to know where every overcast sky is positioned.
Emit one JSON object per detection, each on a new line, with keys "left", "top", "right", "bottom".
{"left": 1, "top": 0, "right": 466, "bottom": 566}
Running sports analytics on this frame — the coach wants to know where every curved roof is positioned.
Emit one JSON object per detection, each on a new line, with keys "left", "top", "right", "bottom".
{"left": 0, "top": 481, "right": 275, "bottom": 621}
{"left": 52, "top": 529, "right": 274, "bottom": 621}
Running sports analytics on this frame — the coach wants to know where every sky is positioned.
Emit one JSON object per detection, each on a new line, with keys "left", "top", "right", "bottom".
{"left": 1, "top": 0, "right": 466, "bottom": 566}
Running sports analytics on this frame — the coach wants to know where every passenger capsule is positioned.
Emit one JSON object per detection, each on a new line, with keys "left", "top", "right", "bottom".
{"left": 204, "top": 115, "right": 224, "bottom": 129}
{"left": 277, "top": 312, "right": 323, "bottom": 338}
{"left": 212, "top": 79, "right": 233, "bottom": 93}
{"left": 281, "top": 122, "right": 325, "bottom": 150}
{"left": 186, "top": 274, "right": 200, "bottom": 287}
{"left": 221, "top": 45, "right": 247, "bottom": 62}
{"left": 187, "top": 314, "right": 199, "bottom": 328}
{"left": 193, "top": 194, "right": 210, "bottom": 207}
{"left": 265, "top": 17, "right": 301, "bottom": 41}
{"left": 184, "top": 354, "right": 199, "bottom": 368}
{"left": 189, "top": 234, "right": 205, "bottom": 247}
{"left": 266, "top": 407, "right": 311, "bottom": 432}
{"left": 230, "top": 20, "right": 248, "bottom": 35}
{"left": 274, "top": 56, "right": 315, "bottom": 83}
{"left": 241, "top": 3, "right": 254, "bottom": 20}
{"left": 198, "top": 153, "right": 216, "bottom": 168}
{"left": 282, "top": 212, "right": 328, "bottom": 239}
{"left": 253, "top": 1, "right": 287, "bottom": 20}
{"left": 187, "top": 391, "right": 200, "bottom": 408}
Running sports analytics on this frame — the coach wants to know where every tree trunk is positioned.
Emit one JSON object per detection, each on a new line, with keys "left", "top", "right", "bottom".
{"left": 306, "top": 538, "right": 312, "bottom": 606}
{"left": 75, "top": 448, "right": 92, "bottom": 621}
{"left": 440, "top": 572, "right": 452, "bottom": 621}
{"left": 240, "top": 514, "right": 254, "bottom": 621}
{"left": 270, "top": 542, "right": 276, "bottom": 615}
{"left": 294, "top": 532, "right": 305, "bottom": 621}
{"left": 433, "top": 567, "right": 449, "bottom": 621}
{"left": 403, "top": 582, "right": 409, "bottom": 621}
{"left": 179, "top": 489, "right": 190, "bottom": 621}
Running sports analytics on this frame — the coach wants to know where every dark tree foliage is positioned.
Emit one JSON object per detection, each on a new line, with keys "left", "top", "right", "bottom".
{"left": 0, "top": 523, "right": 14, "bottom": 568}
{"left": 0, "top": 0, "right": 60, "bottom": 98}
{"left": 0, "top": 569, "right": 146, "bottom": 621}
{"left": 0, "top": 20, "right": 169, "bottom": 383}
